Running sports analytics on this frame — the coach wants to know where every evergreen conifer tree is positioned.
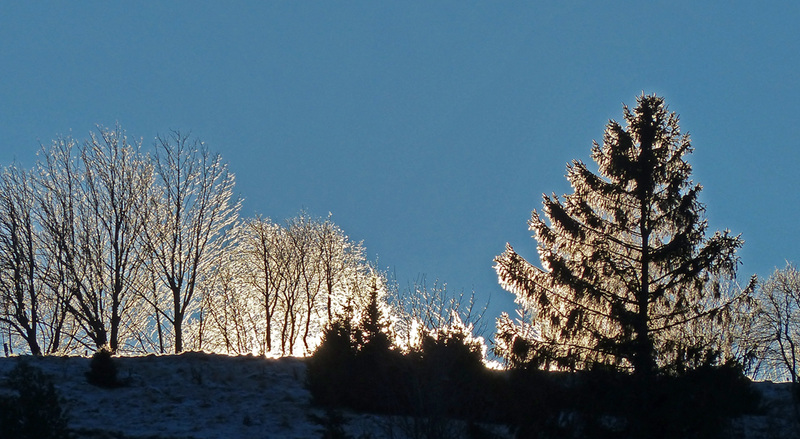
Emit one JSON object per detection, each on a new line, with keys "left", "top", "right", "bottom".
{"left": 495, "top": 95, "right": 745, "bottom": 378}
{"left": 0, "top": 362, "right": 71, "bottom": 439}
{"left": 358, "top": 279, "right": 392, "bottom": 354}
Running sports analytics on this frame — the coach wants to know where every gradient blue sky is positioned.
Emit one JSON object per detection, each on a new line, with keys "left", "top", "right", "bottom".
{"left": 2, "top": 2, "right": 798, "bottom": 329}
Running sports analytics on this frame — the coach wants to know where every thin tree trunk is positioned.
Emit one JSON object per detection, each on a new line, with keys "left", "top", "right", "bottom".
{"left": 174, "top": 286, "right": 184, "bottom": 353}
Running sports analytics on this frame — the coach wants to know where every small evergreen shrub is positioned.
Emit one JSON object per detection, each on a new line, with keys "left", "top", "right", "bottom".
{"left": 407, "top": 329, "right": 490, "bottom": 420}
{"left": 0, "top": 361, "right": 71, "bottom": 439}
{"left": 308, "top": 315, "right": 407, "bottom": 414}
{"left": 308, "top": 289, "right": 408, "bottom": 415}
{"left": 86, "top": 346, "right": 119, "bottom": 388}
{"left": 307, "top": 319, "right": 358, "bottom": 407}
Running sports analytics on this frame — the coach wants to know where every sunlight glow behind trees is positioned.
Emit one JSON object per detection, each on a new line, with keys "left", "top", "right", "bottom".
{"left": 0, "top": 126, "right": 387, "bottom": 357}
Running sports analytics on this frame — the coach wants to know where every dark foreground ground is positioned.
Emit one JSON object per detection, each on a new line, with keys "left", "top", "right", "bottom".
{"left": 0, "top": 354, "right": 797, "bottom": 439}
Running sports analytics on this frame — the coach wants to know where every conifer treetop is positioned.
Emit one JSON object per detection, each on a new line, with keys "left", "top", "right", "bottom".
{"left": 495, "top": 94, "right": 743, "bottom": 376}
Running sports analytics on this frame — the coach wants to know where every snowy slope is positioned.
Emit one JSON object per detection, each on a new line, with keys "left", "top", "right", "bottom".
{"left": 730, "top": 381, "right": 799, "bottom": 439}
{"left": 1, "top": 353, "right": 322, "bottom": 439}
{"left": 0, "top": 353, "right": 796, "bottom": 439}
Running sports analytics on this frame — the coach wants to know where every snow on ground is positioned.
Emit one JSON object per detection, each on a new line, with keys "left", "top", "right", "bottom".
{"left": 730, "top": 381, "right": 800, "bottom": 439}
{"left": 0, "top": 353, "right": 322, "bottom": 439}
{"left": 0, "top": 353, "right": 797, "bottom": 438}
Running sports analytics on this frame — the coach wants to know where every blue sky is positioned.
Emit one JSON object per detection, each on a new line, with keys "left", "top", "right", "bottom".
{"left": 1, "top": 2, "right": 798, "bottom": 328}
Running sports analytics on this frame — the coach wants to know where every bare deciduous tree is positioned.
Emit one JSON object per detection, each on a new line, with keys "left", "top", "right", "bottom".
{"left": 30, "top": 127, "right": 154, "bottom": 353}
{"left": 393, "top": 276, "right": 489, "bottom": 353}
{"left": 81, "top": 125, "right": 153, "bottom": 352}
{"left": 752, "top": 264, "right": 800, "bottom": 383}
{"left": 201, "top": 249, "right": 255, "bottom": 354}
{"left": 197, "top": 213, "right": 376, "bottom": 356}
{"left": 317, "top": 216, "right": 358, "bottom": 321}
{"left": 1, "top": 125, "right": 391, "bottom": 360}
{"left": 145, "top": 132, "right": 240, "bottom": 353}
{"left": 0, "top": 165, "right": 43, "bottom": 355}
{"left": 241, "top": 216, "right": 284, "bottom": 354}
{"left": 287, "top": 215, "right": 326, "bottom": 354}
{"left": 35, "top": 136, "right": 109, "bottom": 351}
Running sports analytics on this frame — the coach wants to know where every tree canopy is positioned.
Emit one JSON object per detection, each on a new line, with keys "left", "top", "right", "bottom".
{"left": 495, "top": 95, "right": 744, "bottom": 378}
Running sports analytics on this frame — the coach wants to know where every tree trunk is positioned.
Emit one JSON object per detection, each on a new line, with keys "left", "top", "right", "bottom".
{"left": 24, "top": 323, "right": 42, "bottom": 356}
{"left": 264, "top": 291, "right": 272, "bottom": 353}
{"left": 634, "top": 223, "right": 655, "bottom": 380}
{"left": 174, "top": 315, "right": 183, "bottom": 353}
{"left": 634, "top": 134, "right": 656, "bottom": 380}
{"left": 110, "top": 301, "right": 120, "bottom": 353}
{"left": 174, "top": 286, "right": 184, "bottom": 353}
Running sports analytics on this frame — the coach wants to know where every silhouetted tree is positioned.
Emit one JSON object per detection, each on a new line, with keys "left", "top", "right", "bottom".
{"left": 286, "top": 214, "right": 325, "bottom": 354}
{"left": 239, "top": 216, "right": 284, "bottom": 354}
{"left": 86, "top": 345, "right": 119, "bottom": 388}
{"left": 307, "top": 305, "right": 358, "bottom": 407}
{"left": 358, "top": 278, "right": 393, "bottom": 354}
{"left": 0, "top": 166, "right": 43, "bottom": 355}
{"left": 31, "top": 127, "right": 154, "bottom": 354}
{"left": 307, "top": 274, "right": 401, "bottom": 413}
{"left": 81, "top": 125, "right": 153, "bottom": 352}
{"left": 495, "top": 95, "right": 747, "bottom": 378}
{"left": 35, "top": 135, "right": 111, "bottom": 351}
{"left": 393, "top": 276, "right": 488, "bottom": 353}
{"left": 409, "top": 324, "right": 488, "bottom": 421}
{"left": 199, "top": 213, "right": 374, "bottom": 357}
{"left": 143, "top": 132, "right": 240, "bottom": 353}
{"left": 316, "top": 216, "right": 366, "bottom": 326}
{"left": 0, "top": 126, "right": 386, "bottom": 359}
{"left": 752, "top": 263, "right": 800, "bottom": 383}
